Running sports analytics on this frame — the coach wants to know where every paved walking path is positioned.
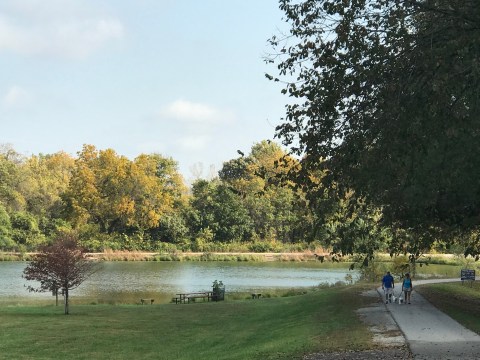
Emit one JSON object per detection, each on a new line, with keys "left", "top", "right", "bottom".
{"left": 378, "top": 278, "right": 480, "bottom": 359}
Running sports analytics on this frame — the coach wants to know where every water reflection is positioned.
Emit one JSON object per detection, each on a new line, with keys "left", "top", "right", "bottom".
{"left": 0, "top": 261, "right": 357, "bottom": 304}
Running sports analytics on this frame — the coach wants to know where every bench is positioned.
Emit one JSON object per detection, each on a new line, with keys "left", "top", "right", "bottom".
{"left": 186, "top": 293, "right": 211, "bottom": 303}
{"left": 174, "top": 292, "right": 213, "bottom": 304}
{"left": 251, "top": 293, "right": 262, "bottom": 299}
{"left": 141, "top": 298, "right": 154, "bottom": 305}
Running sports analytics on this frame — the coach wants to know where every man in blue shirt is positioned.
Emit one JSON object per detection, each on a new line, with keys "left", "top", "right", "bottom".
{"left": 382, "top": 271, "right": 395, "bottom": 304}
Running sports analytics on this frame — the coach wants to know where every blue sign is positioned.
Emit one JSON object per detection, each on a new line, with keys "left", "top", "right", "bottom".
{"left": 461, "top": 269, "right": 475, "bottom": 281}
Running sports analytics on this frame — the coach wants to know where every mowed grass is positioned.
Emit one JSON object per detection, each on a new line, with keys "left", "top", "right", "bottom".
{"left": 416, "top": 281, "right": 480, "bottom": 335}
{"left": 0, "top": 285, "right": 375, "bottom": 360}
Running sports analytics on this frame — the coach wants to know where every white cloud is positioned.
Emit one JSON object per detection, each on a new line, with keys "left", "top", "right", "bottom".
{"left": 3, "top": 85, "right": 31, "bottom": 107}
{"left": 0, "top": 1, "right": 124, "bottom": 59}
{"left": 162, "top": 99, "right": 234, "bottom": 125}
{"left": 158, "top": 100, "right": 235, "bottom": 153}
{"left": 177, "top": 135, "right": 211, "bottom": 151}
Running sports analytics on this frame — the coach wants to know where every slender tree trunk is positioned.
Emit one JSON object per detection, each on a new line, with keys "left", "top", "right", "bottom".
{"left": 64, "top": 288, "right": 69, "bottom": 315}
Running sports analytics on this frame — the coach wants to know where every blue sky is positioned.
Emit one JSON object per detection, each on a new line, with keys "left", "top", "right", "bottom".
{"left": 0, "top": 0, "right": 289, "bottom": 180}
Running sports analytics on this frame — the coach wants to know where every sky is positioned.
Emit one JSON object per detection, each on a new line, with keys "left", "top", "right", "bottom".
{"left": 0, "top": 0, "right": 290, "bottom": 181}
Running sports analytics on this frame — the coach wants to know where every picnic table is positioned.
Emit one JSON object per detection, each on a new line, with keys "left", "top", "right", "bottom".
{"left": 173, "top": 291, "right": 214, "bottom": 304}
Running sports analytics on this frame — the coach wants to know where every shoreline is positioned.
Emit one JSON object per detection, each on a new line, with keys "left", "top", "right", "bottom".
{"left": 0, "top": 251, "right": 461, "bottom": 263}
{"left": 1, "top": 250, "right": 331, "bottom": 262}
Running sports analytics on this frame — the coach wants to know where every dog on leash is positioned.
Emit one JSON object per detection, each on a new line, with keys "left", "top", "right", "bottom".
{"left": 397, "top": 292, "right": 404, "bottom": 304}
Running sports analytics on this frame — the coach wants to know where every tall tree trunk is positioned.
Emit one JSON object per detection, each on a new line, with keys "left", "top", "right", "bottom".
{"left": 64, "top": 288, "right": 69, "bottom": 315}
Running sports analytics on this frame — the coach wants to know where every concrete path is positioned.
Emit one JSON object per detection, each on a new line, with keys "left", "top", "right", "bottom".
{"left": 378, "top": 278, "right": 480, "bottom": 359}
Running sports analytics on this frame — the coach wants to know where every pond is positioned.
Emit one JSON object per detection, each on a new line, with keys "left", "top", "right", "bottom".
{"left": 0, "top": 261, "right": 357, "bottom": 305}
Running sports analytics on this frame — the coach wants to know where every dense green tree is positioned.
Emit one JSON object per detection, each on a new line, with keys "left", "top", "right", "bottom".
{"left": 268, "top": 0, "right": 480, "bottom": 256}
{"left": 218, "top": 157, "right": 256, "bottom": 198}
{"left": 0, "top": 204, "right": 14, "bottom": 250}
{"left": 220, "top": 141, "right": 311, "bottom": 244}
{"left": 189, "top": 180, "right": 253, "bottom": 243}
{"left": 211, "top": 184, "right": 253, "bottom": 243}
{"left": 19, "top": 152, "right": 75, "bottom": 235}
{"left": 0, "top": 147, "right": 74, "bottom": 248}
{"left": 147, "top": 213, "right": 189, "bottom": 245}
{"left": 188, "top": 179, "right": 216, "bottom": 236}
{"left": 0, "top": 151, "right": 25, "bottom": 212}
{"left": 317, "top": 190, "right": 388, "bottom": 261}
{"left": 10, "top": 211, "right": 45, "bottom": 250}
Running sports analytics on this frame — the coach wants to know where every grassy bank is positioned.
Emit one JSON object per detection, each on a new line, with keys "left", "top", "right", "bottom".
{"left": 0, "top": 285, "right": 375, "bottom": 360}
{"left": 91, "top": 250, "right": 331, "bottom": 262}
{"left": 416, "top": 281, "right": 480, "bottom": 335}
{"left": 2, "top": 250, "right": 473, "bottom": 265}
{"left": 0, "top": 250, "right": 332, "bottom": 262}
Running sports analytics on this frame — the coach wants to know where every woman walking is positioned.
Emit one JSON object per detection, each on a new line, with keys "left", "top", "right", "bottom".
{"left": 402, "top": 273, "right": 413, "bottom": 304}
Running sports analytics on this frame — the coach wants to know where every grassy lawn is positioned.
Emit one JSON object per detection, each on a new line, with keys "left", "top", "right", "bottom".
{"left": 416, "top": 281, "right": 480, "bottom": 335}
{"left": 0, "top": 285, "right": 375, "bottom": 360}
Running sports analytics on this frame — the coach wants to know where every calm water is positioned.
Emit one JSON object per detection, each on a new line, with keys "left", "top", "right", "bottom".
{"left": 0, "top": 261, "right": 357, "bottom": 304}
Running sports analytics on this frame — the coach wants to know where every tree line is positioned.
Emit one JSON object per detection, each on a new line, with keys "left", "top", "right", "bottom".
{"left": 1, "top": 136, "right": 471, "bottom": 259}
{"left": 0, "top": 141, "right": 380, "bottom": 254}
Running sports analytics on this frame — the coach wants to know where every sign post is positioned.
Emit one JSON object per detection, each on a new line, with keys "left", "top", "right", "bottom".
{"left": 461, "top": 269, "right": 475, "bottom": 287}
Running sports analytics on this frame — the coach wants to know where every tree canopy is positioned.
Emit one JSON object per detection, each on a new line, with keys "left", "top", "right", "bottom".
{"left": 267, "top": 0, "right": 480, "bottom": 257}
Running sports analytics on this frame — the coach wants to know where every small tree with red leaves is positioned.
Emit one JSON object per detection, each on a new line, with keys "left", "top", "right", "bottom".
{"left": 23, "top": 233, "right": 96, "bottom": 314}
